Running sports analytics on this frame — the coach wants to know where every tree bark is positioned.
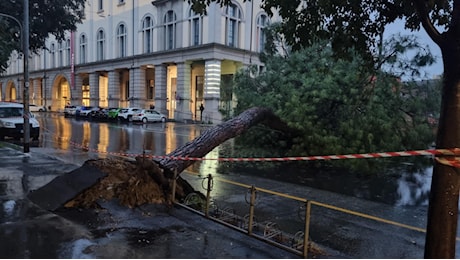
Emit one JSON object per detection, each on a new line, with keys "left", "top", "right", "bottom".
{"left": 157, "top": 107, "right": 294, "bottom": 176}
{"left": 424, "top": 31, "right": 460, "bottom": 258}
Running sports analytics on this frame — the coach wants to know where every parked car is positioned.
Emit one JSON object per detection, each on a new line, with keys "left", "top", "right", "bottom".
{"left": 64, "top": 105, "right": 77, "bottom": 117}
{"left": 90, "top": 107, "right": 109, "bottom": 120}
{"left": 132, "top": 109, "right": 167, "bottom": 123}
{"left": 0, "top": 102, "right": 40, "bottom": 140}
{"left": 118, "top": 107, "right": 142, "bottom": 122}
{"left": 76, "top": 106, "right": 98, "bottom": 117}
{"left": 28, "top": 104, "right": 47, "bottom": 112}
{"left": 107, "top": 107, "right": 122, "bottom": 120}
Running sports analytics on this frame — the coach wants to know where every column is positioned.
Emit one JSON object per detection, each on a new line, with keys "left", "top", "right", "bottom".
{"left": 203, "top": 59, "right": 222, "bottom": 123}
{"left": 33, "top": 78, "right": 41, "bottom": 105}
{"left": 89, "top": 72, "right": 99, "bottom": 107}
{"left": 154, "top": 64, "right": 168, "bottom": 115}
{"left": 175, "top": 62, "right": 193, "bottom": 121}
{"left": 73, "top": 74, "right": 83, "bottom": 104}
{"left": 108, "top": 70, "right": 120, "bottom": 108}
{"left": 130, "top": 67, "right": 146, "bottom": 108}
{"left": 42, "top": 74, "right": 50, "bottom": 109}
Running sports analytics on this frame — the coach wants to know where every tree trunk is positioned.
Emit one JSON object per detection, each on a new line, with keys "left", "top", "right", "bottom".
{"left": 424, "top": 36, "right": 460, "bottom": 258}
{"left": 157, "top": 107, "right": 294, "bottom": 177}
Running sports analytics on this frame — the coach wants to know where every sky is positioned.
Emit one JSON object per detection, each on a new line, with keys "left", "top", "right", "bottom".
{"left": 383, "top": 20, "right": 444, "bottom": 80}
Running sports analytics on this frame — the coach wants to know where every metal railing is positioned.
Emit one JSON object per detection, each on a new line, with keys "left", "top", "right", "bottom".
{"left": 173, "top": 172, "right": 431, "bottom": 258}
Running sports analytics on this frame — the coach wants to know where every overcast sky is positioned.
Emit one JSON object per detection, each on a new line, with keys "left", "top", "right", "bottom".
{"left": 384, "top": 20, "right": 443, "bottom": 80}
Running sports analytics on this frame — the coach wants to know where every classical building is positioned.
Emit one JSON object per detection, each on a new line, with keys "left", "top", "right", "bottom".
{"left": 0, "top": 0, "right": 270, "bottom": 123}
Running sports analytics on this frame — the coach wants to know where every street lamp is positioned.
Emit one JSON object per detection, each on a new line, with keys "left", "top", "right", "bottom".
{"left": 0, "top": 0, "right": 30, "bottom": 153}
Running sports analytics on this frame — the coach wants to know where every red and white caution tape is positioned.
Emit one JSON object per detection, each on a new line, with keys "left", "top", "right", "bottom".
{"left": 67, "top": 140, "right": 460, "bottom": 162}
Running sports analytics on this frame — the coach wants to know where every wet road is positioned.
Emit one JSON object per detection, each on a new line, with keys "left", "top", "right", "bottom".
{"left": 3, "top": 112, "right": 459, "bottom": 258}
{"left": 0, "top": 145, "right": 301, "bottom": 258}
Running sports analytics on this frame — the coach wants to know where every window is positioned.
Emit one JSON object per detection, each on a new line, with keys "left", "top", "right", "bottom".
{"left": 142, "top": 16, "right": 154, "bottom": 53}
{"left": 58, "top": 41, "right": 64, "bottom": 67}
{"left": 79, "top": 34, "right": 87, "bottom": 64}
{"left": 225, "top": 3, "right": 241, "bottom": 47}
{"left": 164, "top": 10, "right": 176, "bottom": 50}
{"left": 147, "top": 79, "right": 154, "bottom": 99}
{"left": 117, "top": 24, "right": 127, "bottom": 57}
{"left": 96, "top": 29, "right": 105, "bottom": 61}
{"left": 98, "top": 0, "right": 103, "bottom": 11}
{"left": 66, "top": 38, "right": 71, "bottom": 66}
{"left": 189, "top": 9, "right": 202, "bottom": 46}
{"left": 256, "top": 14, "right": 269, "bottom": 52}
{"left": 50, "top": 43, "right": 55, "bottom": 68}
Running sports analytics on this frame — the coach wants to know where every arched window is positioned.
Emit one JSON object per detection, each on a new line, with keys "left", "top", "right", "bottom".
{"left": 117, "top": 23, "right": 127, "bottom": 57}
{"left": 79, "top": 34, "right": 87, "bottom": 64}
{"left": 225, "top": 3, "right": 241, "bottom": 47}
{"left": 58, "top": 41, "right": 64, "bottom": 67}
{"left": 164, "top": 10, "right": 176, "bottom": 50}
{"left": 142, "top": 16, "right": 154, "bottom": 53}
{"left": 256, "top": 14, "right": 269, "bottom": 52}
{"left": 189, "top": 9, "right": 202, "bottom": 46}
{"left": 50, "top": 43, "right": 56, "bottom": 68}
{"left": 96, "top": 29, "right": 105, "bottom": 61}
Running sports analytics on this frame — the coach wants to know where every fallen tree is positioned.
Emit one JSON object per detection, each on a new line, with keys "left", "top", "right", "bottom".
{"left": 65, "top": 107, "right": 296, "bottom": 208}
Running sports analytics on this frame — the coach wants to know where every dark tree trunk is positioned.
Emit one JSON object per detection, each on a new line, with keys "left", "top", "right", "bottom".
{"left": 424, "top": 33, "right": 460, "bottom": 258}
{"left": 157, "top": 107, "right": 294, "bottom": 176}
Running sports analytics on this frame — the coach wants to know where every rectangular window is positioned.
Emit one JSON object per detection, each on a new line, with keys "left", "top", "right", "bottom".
{"left": 98, "top": 0, "right": 103, "bottom": 11}
{"left": 228, "top": 20, "right": 236, "bottom": 47}
{"left": 80, "top": 45, "right": 86, "bottom": 63}
{"left": 147, "top": 79, "right": 154, "bottom": 99}
{"left": 167, "top": 25, "right": 174, "bottom": 49}
{"left": 192, "top": 18, "right": 200, "bottom": 45}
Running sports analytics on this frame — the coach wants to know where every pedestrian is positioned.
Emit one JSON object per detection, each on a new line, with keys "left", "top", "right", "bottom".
{"left": 199, "top": 103, "right": 204, "bottom": 121}
{"left": 150, "top": 104, "right": 155, "bottom": 110}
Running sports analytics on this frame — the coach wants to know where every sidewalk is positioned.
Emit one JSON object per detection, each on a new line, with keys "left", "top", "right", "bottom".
{"left": 0, "top": 143, "right": 303, "bottom": 258}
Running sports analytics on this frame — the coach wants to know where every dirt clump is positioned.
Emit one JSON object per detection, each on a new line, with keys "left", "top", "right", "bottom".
{"left": 64, "top": 156, "right": 196, "bottom": 209}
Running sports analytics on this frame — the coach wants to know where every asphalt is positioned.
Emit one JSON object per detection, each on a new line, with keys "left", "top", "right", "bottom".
{"left": 0, "top": 143, "right": 306, "bottom": 258}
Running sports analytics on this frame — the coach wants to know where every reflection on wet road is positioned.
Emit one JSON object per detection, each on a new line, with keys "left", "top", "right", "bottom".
{"left": 34, "top": 112, "right": 433, "bottom": 207}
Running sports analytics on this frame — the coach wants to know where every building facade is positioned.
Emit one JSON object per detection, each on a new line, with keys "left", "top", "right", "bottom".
{"left": 0, "top": 0, "right": 270, "bottom": 123}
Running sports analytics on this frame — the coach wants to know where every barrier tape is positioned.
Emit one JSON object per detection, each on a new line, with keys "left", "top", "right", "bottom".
{"left": 68, "top": 138, "right": 460, "bottom": 166}
{"left": 42, "top": 125, "right": 460, "bottom": 168}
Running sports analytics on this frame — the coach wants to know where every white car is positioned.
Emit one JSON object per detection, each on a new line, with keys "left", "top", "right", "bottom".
{"left": 132, "top": 109, "right": 167, "bottom": 123}
{"left": 118, "top": 107, "right": 142, "bottom": 122}
{"left": 28, "top": 104, "right": 47, "bottom": 112}
{"left": 0, "top": 102, "right": 40, "bottom": 140}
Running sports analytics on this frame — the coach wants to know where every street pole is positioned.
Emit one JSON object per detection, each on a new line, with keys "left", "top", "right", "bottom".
{"left": 23, "top": 0, "right": 30, "bottom": 153}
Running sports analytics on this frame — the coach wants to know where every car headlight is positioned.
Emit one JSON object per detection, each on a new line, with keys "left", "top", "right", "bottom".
{"left": 0, "top": 121, "right": 15, "bottom": 128}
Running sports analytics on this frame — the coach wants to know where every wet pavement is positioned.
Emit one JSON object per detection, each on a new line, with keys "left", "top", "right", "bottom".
{"left": 0, "top": 143, "right": 304, "bottom": 258}
{"left": 2, "top": 139, "right": 459, "bottom": 258}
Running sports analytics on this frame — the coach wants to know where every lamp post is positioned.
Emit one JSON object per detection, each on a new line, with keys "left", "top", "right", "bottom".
{"left": 0, "top": 5, "right": 29, "bottom": 153}
{"left": 23, "top": 0, "right": 30, "bottom": 153}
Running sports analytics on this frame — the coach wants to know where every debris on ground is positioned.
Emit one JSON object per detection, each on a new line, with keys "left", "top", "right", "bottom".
{"left": 64, "top": 156, "right": 198, "bottom": 209}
